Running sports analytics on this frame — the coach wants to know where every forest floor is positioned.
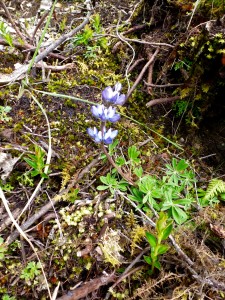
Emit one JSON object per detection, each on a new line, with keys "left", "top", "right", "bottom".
{"left": 0, "top": 0, "right": 225, "bottom": 299}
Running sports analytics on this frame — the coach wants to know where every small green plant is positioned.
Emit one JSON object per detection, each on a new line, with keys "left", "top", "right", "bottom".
{"left": 24, "top": 145, "right": 50, "bottom": 178}
{"left": 0, "top": 106, "right": 12, "bottom": 122}
{"left": 20, "top": 261, "right": 42, "bottom": 285}
{"left": 0, "top": 237, "right": 7, "bottom": 260}
{"left": 129, "top": 158, "right": 196, "bottom": 224}
{"left": 144, "top": 212, "right": 172, "bottom": 274}
{"left": 73, "top": 13, "right": 107, "bottom": 54}
{"left": 0, "top": 21, "right": 13, "bottom": 47}
{"left": 204, "top": 179, "right": 225, "bottom": 201}
{"left": 97, "top": 173, "right": 128, "bottom": 194}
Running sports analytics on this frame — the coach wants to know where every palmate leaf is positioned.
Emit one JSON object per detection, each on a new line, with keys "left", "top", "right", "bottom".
{"left": 171, "top": 206, "right": 188, "bottom": 224}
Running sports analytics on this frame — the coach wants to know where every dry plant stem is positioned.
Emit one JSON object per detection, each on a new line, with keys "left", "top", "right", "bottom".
{"left": 126, "top": 48, "right": 159, "bottom": 100}
{"left": 101, "top": 144, "right": 135, "bottom": 186}
{"left": 128, "top": 58, "right": 145, "bottom": 73}
{"left": 6, "top": 156, "right": 101, "bottom": 245}
{"left": 147, "top": 52, "right": 154, "bottom": 94}
{"left": 32, "top": 10, "right": 50, "bottom": 41}
{"left": 56, "top": 273, "right": 116, "bottom": 300}
{"left": 146, "top": 96, "right": 180, "bottom": 107}
{"left": 0, "top": 0, "right": 28, "bottom": 44}
{"left": 0, "top": 207, "right": 21, "bottom": 232}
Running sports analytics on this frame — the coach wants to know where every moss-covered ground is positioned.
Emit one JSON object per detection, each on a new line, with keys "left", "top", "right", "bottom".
{"left": 1, "top": 0, "right": 225, "bottom": 299}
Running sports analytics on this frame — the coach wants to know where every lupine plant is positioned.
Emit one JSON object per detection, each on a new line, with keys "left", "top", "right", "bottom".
{"left": 87, "top": 83, "right": 135, "bottom": 185}
{"left": 87, "top": 82, "right": 126, "bottom": 144}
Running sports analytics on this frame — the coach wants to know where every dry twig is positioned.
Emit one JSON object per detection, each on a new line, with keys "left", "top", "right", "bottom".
{"left": 146, "top": 96, "right": 180, "bottom": 107}
{"left": 126, "top": 48, "right": 159, "bottom": 100}
{"left": 56, "top": 273, "right": 116, "bottom": 300}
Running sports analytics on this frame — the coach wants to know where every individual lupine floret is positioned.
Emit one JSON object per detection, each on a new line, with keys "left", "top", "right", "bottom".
{"left": 102, "top": 82, "right": 126, "bottom": 106}
{"left": 91, "top": 104, "right": 120, "bottom": 122}
{"left": 87, "top": 127, "right": 118, "bottom": 144}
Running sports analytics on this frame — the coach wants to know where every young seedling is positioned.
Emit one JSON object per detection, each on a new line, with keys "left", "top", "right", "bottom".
{"left": 144, "top": 212, "right": 173, "bottom": 274}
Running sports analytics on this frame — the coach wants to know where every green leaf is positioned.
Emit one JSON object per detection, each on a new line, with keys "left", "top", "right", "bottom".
{"left": 145, "top": 232, "right": 157, "bottom": 247}
{"left": 24, "top": 157, "right": 37, "bottom": 169}
{"left": 144, "top": 255, "right": 152, "bottom": 265}
{"left": 161, "top": 223, "right": 173, "bottom": 240}
{"left": 154, "top": 260, "right": 161, "bottom": 270}
{"left": 134, "top": 166, "right": 143, "bottom": 178}
{"left": 128, "top": 145, "right": 140, "bottom": 164}
{"left": 156, "top": 212, "right": 168, "bottom": 233}
{"left": 157, "top": 244, "right": 169, "bottom": 255}
{"left": 176, "top": 159, "right": 189, "bottom": 171}
{"left": 171, "top": 206, "right": 188, "bottom": 224}
{"left": 97, "top": 185, "right": 109, "bottom": 191}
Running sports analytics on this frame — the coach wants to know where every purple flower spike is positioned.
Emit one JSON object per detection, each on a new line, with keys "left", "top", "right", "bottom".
{"left": 102, "top": 82, "right": 126, "bottom": 106}
{"left": 91, "top": 104, "right": 120, "bottom": 122}
{"left": 87, "top": 127, "right": 118, "bottom": 144}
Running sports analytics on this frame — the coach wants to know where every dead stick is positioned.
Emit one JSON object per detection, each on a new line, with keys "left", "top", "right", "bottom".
{"left": 128, "top": 58, "right": 145, "bottom": 73}
{"left": 126, "top": 48, "right": 159, "bottom": 100}
{"left": 56, "top": 273, "right": 116, "bottom": 300}
{"left": 146, "top": 96, "right": 181, "bottom": 107}
{"left": 147, "top": 52, "right": 154, "bottom": 95}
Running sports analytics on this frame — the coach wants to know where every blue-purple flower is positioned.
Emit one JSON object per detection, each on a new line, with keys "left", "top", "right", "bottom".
{"left": 102, "top": 82, "right": 126, "bottom": 106}
{"left": 87, "top": 127, "right": 118, "bottom": 144}
{"left": 91, "top": 104, "right": 120, "bottom": 122}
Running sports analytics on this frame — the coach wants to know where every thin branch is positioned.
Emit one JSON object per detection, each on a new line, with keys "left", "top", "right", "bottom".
{"left": 128, "top": 58, "right": 145, "bottom": 73}
{"left": 126, "top": 48, "right": 159, "bottom": 100}
{"left": 146, "top": 96, "right": 181, "bottom": 107}
{"left": 147, "top": 52, "right": 154, "bottom": 95}
{"left": 0, "top": 187, "right": 53, "bottom": 299}
{"left": 144, "top": 81, "right": 184, "bottom": 88}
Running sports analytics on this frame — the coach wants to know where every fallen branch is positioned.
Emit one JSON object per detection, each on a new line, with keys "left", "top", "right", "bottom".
{"left": 146, "top": 96, "right": 180, "bottom": 107}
